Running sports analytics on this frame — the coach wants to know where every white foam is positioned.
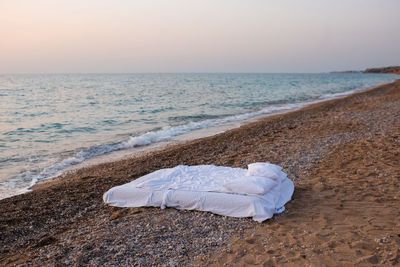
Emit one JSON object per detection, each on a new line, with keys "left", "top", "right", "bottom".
{"left": 117, "top": 103, "right": 307, "bottom": 151}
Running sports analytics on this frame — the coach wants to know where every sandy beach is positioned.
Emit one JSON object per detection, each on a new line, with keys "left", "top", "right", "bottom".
{"left": 1, "top": 79, "right": 399, "bottom": 266}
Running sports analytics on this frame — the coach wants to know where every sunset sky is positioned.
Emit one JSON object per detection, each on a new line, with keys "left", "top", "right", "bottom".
{"left": 1, "top": 0, "right": 399, "bottom": 73}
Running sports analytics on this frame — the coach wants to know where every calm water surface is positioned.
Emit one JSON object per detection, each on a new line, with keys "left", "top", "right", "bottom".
{"left": 0, "top": 73, "right": 397, "bottom": 199}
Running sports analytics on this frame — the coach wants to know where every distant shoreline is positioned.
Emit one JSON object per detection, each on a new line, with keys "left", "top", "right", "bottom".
{"left": 332, "top": 65, "right": 400, "bottom": 74}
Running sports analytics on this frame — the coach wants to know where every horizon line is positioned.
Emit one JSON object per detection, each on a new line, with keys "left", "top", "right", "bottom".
{"left": 0, "top": 71, "right": 359, "bottom": 75}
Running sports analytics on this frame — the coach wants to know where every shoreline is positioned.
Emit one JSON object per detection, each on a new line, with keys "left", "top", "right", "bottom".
{"left": 26, "top": 77, "right": 396, "bottom": 194}
{"left": 1, "top": 79, "right": 400, "bottom": 266}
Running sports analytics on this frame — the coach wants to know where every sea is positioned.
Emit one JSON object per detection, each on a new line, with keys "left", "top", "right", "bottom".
{"left": 0, "top": 73, "right": 397, "bottom": 199}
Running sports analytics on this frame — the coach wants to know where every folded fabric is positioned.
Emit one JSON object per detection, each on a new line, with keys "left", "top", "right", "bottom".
{"left": 103, "top": 163, "right": 294, "bottom": 222}
{"left": 222, "top": 176, "right": 278, "bottom": 195}
{"left": 246, "top": 162, "right": 282, "bottom": 181}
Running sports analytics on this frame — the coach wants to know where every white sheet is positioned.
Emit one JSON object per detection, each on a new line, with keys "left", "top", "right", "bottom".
{"left": 103, "top": 163, "right": 294, "bottom": 222}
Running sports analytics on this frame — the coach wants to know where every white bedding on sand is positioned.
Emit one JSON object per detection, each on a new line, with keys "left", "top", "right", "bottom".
{"left": 103, "top": 163, "right": 294, "bottom": 222}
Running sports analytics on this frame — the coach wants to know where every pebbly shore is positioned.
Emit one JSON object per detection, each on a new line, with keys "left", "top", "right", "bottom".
{"left": 1, "top": 79, "right": 399, "bottom": 266}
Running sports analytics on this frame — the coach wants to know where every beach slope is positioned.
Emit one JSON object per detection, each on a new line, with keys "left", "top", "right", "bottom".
{"left": 1, "top": 80, "right": 400, "bottom": 266}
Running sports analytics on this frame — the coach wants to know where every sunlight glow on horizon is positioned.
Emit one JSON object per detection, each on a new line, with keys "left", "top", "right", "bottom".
{"left": 0, "top": 0, "right": 399, "bottom": 73}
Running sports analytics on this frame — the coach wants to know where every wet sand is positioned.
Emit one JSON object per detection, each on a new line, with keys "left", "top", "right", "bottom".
{"left": 1, "top": 80, "right": 400, "bottom": 266}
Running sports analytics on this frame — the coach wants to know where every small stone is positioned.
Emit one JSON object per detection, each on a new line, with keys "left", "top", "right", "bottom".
{"left": 357, "top": 254, "right": 379, "bottom": 264}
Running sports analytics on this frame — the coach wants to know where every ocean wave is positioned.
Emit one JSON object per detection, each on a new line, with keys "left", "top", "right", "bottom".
{"left": 0, "top": 100, "right": 309, "bottom": 200}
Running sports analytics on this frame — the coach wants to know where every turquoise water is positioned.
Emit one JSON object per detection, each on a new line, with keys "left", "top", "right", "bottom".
{"left": 0, "top": 73, "right": 397, "bottom": 199}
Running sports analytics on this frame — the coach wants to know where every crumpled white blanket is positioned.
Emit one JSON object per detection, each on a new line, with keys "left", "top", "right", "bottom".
{"left": 103, "top": 162, "right": 294, "bottom": 222}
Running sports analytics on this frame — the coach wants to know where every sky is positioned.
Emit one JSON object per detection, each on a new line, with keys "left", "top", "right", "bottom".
{"left": 0, "top": 0, "right": 399, "bottom": 73}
